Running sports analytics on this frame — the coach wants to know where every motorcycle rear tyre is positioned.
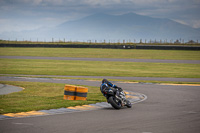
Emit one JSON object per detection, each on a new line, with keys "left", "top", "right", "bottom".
{"left": 108, "top": 96, "right": 122, "bottom": 109}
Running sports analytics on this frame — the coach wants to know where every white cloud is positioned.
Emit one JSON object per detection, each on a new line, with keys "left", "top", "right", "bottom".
{"left": 172, "top": 19, "right": 189, "bottom": 25}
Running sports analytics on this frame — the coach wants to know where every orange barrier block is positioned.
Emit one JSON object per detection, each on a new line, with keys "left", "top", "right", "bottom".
{"left": 64, "top": 85, "right": 88, "bottom": 100}
{"left": 64, "top": 85, "right": 76, "bottom": 100}
{"left": 75, "top": 86, "right": 88, "bottom": 100}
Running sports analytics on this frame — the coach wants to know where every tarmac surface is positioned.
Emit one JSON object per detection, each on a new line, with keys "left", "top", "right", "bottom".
{"left": 0, "top": 74, "right": 200, "bottom": 83}
{"left": 0, "top": 77, "right": 200, "bottom": 133}
{"left": 0, "top": 84, "right": 23, "bottom": 95}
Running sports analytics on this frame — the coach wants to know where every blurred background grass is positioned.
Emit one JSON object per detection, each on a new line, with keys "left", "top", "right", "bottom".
{"left": 0, "top": 47, "right": 199, "bottom": 114}
{"left": 0, "top": 48, "right": 200, "bottom": 60}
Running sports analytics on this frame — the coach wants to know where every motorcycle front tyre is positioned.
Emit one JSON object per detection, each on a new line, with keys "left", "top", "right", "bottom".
{"left": 108, "top": 96, "right": 122, "bottom": 109}
{"left": 126, "top": 100, "right": 132, "bottom": 108}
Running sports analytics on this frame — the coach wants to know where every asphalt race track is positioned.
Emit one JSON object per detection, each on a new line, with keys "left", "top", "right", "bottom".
{"left": 0, "top": 84, "right": 23, "bottom": 95}
{"left": 0, "top": 77, "right": 200, "bottom": 133}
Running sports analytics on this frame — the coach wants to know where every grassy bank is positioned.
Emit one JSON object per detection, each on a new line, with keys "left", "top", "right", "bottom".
{"left": 0, "top": 58, "right": 199, "bottom": 78}
{"left": 0, "top": 81, "right": 105, "bottom": 114}
{"left": 0, "top": 48, "right": 200, "bottom": 60}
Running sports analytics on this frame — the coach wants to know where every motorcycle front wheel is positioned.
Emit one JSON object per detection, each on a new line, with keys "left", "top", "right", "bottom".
{"left": 108, "top": 96, "right": 122, "bottom": 109}
{"left": 126, "top": 100, "right": 132, "bottom": 108}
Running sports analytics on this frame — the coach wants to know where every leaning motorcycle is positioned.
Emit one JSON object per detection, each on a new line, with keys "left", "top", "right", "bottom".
{"left": 106, "top": 88, "right": 132, "bottom": 109}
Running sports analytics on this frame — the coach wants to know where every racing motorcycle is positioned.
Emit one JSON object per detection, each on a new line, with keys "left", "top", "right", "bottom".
{"left": 106, "top": 88, "right": 132, "bottom": 109}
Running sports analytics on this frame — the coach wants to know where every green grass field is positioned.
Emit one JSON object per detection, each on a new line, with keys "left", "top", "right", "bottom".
{"left": 0, "top": 47, "right": 199, "bottom": 114}
{"left": 0, "top": 58, "right": 199, "bottom": 78}
{"left": 0, "top": 81, "right": 105, "bottom": 114}
{"left": 0, "top": 48, "right": 200, "bottom": 60}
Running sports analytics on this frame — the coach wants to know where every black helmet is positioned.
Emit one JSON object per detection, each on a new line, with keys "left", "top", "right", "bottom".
{"left": 102, "top": 79, "right": 108, "bottom": 83}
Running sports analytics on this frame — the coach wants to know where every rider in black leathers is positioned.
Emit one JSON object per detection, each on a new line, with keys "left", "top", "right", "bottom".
{"left": 100, "top": 79, "right": 123, "bottom": 99}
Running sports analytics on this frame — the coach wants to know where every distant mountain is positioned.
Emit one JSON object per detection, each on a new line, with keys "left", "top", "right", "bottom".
{"left": 1, "top": 13, "right": 200, "bottom": 41}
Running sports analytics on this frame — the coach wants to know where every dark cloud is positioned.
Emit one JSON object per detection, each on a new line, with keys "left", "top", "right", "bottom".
{"left": 0, "top": 0, "right": 200, "bottom": 33}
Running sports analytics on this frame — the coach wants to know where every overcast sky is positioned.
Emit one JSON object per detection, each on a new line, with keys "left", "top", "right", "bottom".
{"left": 0, "top": 0, "right": 200, "bottom": 34}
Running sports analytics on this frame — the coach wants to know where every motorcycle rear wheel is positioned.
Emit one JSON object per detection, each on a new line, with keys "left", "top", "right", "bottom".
{"left": 108, "top": 96, "right": 122, "bottom": 109}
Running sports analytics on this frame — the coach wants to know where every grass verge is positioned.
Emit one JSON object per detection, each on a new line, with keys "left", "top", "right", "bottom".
{"left": 0, "top": 58, "right": 199, "bottom": 78}
{"left": 0, "top": 81, "right": 105, "bottom": 114}
{"left": 0, "top": 48, "right": 200, "bottom": 60}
